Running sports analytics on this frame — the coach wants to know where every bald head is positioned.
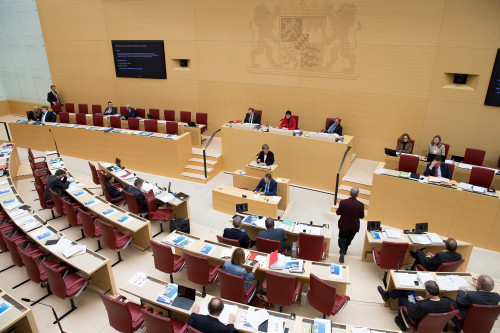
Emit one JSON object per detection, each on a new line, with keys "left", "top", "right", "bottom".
{"left": 208, "top": 297, "right": 224, "bottom": 316}
{"left": 445, "top": 238, "right": 457, "bottom": 252}
{"left": 478, "top": 275, "right": 494, "bottom": 292}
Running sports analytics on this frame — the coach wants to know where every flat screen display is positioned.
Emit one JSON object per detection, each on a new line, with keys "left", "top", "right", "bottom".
{"left": 111, "top": 40, "right": 166, "bottom": 79}
{"left": 485, "top": 48, "right": 500, "bottom": 106}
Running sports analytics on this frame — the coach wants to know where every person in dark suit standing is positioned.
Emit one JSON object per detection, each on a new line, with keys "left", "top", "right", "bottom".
{"left": 47, "top": 85, "right": 61, "bottom": 109}
{"left": 105, "top": 174, "right": 124, "bottom": 199}
{"left": 423, "top": 155, "right": 452, "bottom": 179}
{"left": 258, "top": 218, "right": 290, "bottom": 253}
{"left": 253, "top": 173, "right": 277, "bottom": 196}
{"left": 324, "top": 117, "right": 343, "bottom": 136}
{"left": 223, "top": 216, "right": 254, "bottom": 248}
{"left": 103, "top": 101, "right": 117, "bottom": 115}
{"left": 40, "top": 106, "right": 57, "bottom": 123}
{"left": 410, "top": 238, "right": 462, "bottom": 271}
{"left": 126, "top": 104, "right": 140, "bottom": 118}
{"left": 336, "top": 187, "right": 364, "bottom": 263}
{"left": 125, "top": 178, "right": 148, "bottom": 213}
{"left": 244, "top": 108, "right": 260, "bottom": 124}
{"left": 45, "top": 169, "right": 69, "bottom": 201}
{"left": 257, "top": 144, "right": 274, "bottom": 166}
{"left": 188, "top": 298, "right": 235, "bottom": 333}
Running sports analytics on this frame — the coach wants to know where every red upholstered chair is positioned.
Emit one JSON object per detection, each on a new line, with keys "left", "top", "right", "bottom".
{"left": 100, "top": 293, "right": 145, "bottom": 333}
{"left": 91, "top": 104, "right": 101, "bottom": 114}
{"left": 78, "top": 104, "right": 88, "bottom": 114}
{"left": 416, "top": 259, "right": 464, "bottom": 272}
{"left": 96, "top": 219, "right": 133, "bottom": 266}
{"left": 77, "top": 208, "right": 102, "bottom": 251}
{"left": 395, "top": 138, "right": 416, "bottom": 154}
{"left": 124, "top": 191, "right": 140, "bottom": 215}
{"left": 297, "top": 233, "right": 327, "bottom": 261}
{"left": 28, "top": 148, "right": 48, "bottom": 170}
{"left": 324, "top": 117, "right": 336, "bottom": 131}
{"left": 458, "top": 304, "right": 500, "bottom": 333}
{"left": 110, "top": 116, "right": 122, "bottom": 128}
{"left": 187, "top": 326, "right": 202, "bottom": 333}
{"left": 19, "top": 248, "right": 59, "bottom": 305}
{"left": 264, "top": 271, "right": 301, "bottom": 312}
{"left": 41, "top": 261, "right": 90, "bottom": 322}
{"left": 399, "top": 306, "right": 458, "bottom": 333}
{"left": 128, "top": 118, "right": 140, "bottom": 130}
{"left": 166, "top": 122, "right": 179, "bottom": 135}
{"left": 102, "top": 181, "right": 125, "bottom": 206}
{"left": 464, "top": 148, "right": 485, "bottom": 166}
{"left": 446, "top": 163, "right": 455, "bottom": 178}
{"left": 254, "top": 110, "right": 262, "bottom": 124}
{"left": 93, "top": 114, "right": 104, "bottom": 127}
{"left": 120, "top": 106, "right": 128, "bottom": 117}
{"left": 195, "top": 112, "right": 207, "bottom": 133}
{"left": 65, "top": 103, "right": 75, "bottom": 113}
{"left": 52, "top": 102, "right": 62, "bottom": 112}
{"left": 256, "top": 236, "right": 283, "bottom": 254}
{"left": 75, "top": 113, "right": 87, "bottom": 125}
{"left": 0, "top": 224, "right": 17, "bottom": 252}
{"left": 180, "top": 111, "right": 191, "bottom": 123}
{"left": 61, "top": 199, "right": 84, "bottom": 240}
{"left": 183, "top": 251, "right": 221, "bottom": 296}
{"left": 35, "top": 184, "right": 55, "bottom": 219}
{"left": 136, "top": 108, "right": 146, "bottom": 118}
{"left": 146, "top": 190, "right": 173, "bottom": 237}
{"left": 3, "top": 232, "right": 44, "bottom": 273}
{"left": 469, "top": 167, "right": 494, "bottom": 188}
{"left": 291, "top": 115, "right": 299, "bottom": 129}
{"left": 216, "top": 235, "right": 241, "bottom": 247}
{"left": 144, "top": 119, "right": 158, "bottom": 133}
{"left": 141, "top": 308, "right": 188, "bottom": 333}
{"left": 372, "top": 241, "right": 408, "bottom": 287}
{"left": 443, "top": 143, "right": 450, "bottom": 159}
{"left": 34, "top": 173, "right": 49, "bottom": 190}
{"left": 88, "top": 162, "right": 100, "bottom": 187}
{"left": 49, "top": 189, "right": 68, "bottom": 218}
{"left": 58, "top": 112, "right": 70, "bottom": 124}
{"left": 398, "top": 154, "right": 419, "bottom": 173}
{"left": 309, "top": 273, "right": 349, "bottom": 318}
{"left": 164, "top": 110, "right": 175, "bottom": 121}
{"left": 150, "top": 240, "right": 185, "bottom": 283}
{"left": 149, "top": 109, "right": 160, "bottom": 120}
{"left": 219, "top": 269, "right": 258, "bottom": 304}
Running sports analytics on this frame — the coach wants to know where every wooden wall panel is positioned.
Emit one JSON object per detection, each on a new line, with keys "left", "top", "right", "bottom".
{"left": 0, "top": 101, "right": 10, "bottom": 115}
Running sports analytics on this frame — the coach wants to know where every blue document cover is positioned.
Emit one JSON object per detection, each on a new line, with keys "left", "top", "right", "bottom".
{"left": 370, "top": 231, "right": 382, "bottom": 240}
{"left": 157, "top": 284, "right": 178, "bottom": 304}
{"left": 201, "top": 244, "right": 213, "bottom": 255}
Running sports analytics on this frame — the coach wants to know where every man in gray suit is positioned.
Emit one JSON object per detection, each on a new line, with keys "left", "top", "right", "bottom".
{"left": 257, "top": 218, "right": 290, "bottom": 253}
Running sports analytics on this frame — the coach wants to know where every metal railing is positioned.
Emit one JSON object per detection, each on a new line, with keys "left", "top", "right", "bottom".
{"left": 334, "top": 146, "right": 352, "bottom": 205}
{"left": 202, "top": 128, "right": 221, "bottom": 178}
{"left": 0, "top": 122, "right": 11, "bottom": 141}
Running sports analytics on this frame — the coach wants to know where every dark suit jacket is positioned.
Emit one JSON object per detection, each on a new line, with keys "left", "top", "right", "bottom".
{"left": 254, "top": 178, "right": 277, "bottom": 196}
{"left": 416, "top": 250, "right": 462, "bottom": 272}
{"left": 244, "top": 112, "right": 260, "bottom": 124}
{"left": 456, "top": 290, "right": 500, "bottom": 318}
{"left": 128, "top": 108, "right": 140, "bottom": 118}
{"left": 258, "top": 227, "right": 289, "bottom": 252}
{"left": 103, "top": 107, "right": 117, "bottom": 115}
{"left": 45, "top": 175, "right": 69, "bottom": 201}
{"left": 423, "top": 163, "right": 452, "bottom": 179}
{"left": 125, "top": 185, "right": 147, "bottom": 212}
{"left": 325, "top": 120, "right": 343, "bottom": 136}
{"left": 257, "top": 151, "right": 274, "bottom": 166}
{"left": 188, "top": 313, "right": 234, "bottom": 333}
{"left": 407, "top": 297, "right": 455, "bottom": 324}
{"left": 105, "top": 182, "right": 123, "bottom": 199}
{"left": 223, "top": 228, "right": 251, "bottom": 248}
{"left": 42, "top": 111, "right": 57, "bottom": 123}
{"left": 336, "top": 197, "right": 364, "bottom": 232}
{"left": 47, "top": 91, "right": 60, "bottom": 105}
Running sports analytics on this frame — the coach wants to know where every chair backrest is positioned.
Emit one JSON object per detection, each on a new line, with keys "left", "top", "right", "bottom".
{"left": 464, "top": 148, "right": 486, "bottom": 166}
{"left": 91, "top": 104, "right": 101, "bottom": 114}
{"left": 256, "top": 236, "right": 280, "bottom": 254}
{"left": 141, "top": 309, "right": 176, "bottom": 333}
{"left": 165, "top": 122, "right": 179, "bottom": 135}
{"left": 3, "top": 234, "right": 25, "bottom": 267}
{"left": 436, "top": 259, "right": 464, "bottom": 272}
{"left": 65, "top": 103, "right": 75, "bottom": 113}
{"left": 149, "top": 109, "right": 160, "bottom": 120}
{"left": 398, "top": 154, "right": 419, "bottom": 173}
{"left": 145, "top": 190, "right": 157, "bottom": 213}
{"left": 101, "top": 180, "right": 114, "bottom": 202}
{"left": 128, "top": 118, "right": 140, "bottom": 130}
{"left": 120, "top": 106, "right": 128, "bottom": 116}
{"left": 136, "top": 108, "right": 146, "bottom": 118}
{"left": 298, "top": 233, "right": 325, "bottom": 261}
{"left": 183, "top": 251, "right": 210, "bottom": 286}
{"left": 35, "top": 184, "right": 51, "bottom": 209}
{"left": 254, "top": 110, "right": 262, "bottom": 124}
{"left": 187, "top": 326, "right": 203, "bottom": 333}
{"left": 77, "top": 208, "right": 98, "bottom": 238}
{"left": 78, "top": 104, "right": 88, "bottom": 114}
{"left": 41, "top": 261, "right": 67, "bottom": 299}
{"left": 124, "top": 191, "right": 140, "bottom": 214}
{"left": 219, "top": 269, "right": 246, "bottom": 304}
{"left": 62, "top": 199, "right": 79, "bottom": 227}
{"left": 462, "top": 304, "right": 500, "bottom": 333}
{"left": 97, "top": 170, "right": 106, "bottom": 186}
{"left": 52, "top": 102, "right": 62, "bottom": 112}
{"left": 150, "top": 240, "right": 176, "bottom": 275}
{"left": 88, "top": 162, "right": 100, "bottom": 186}
{"left": 416, "top": 310, "right": 458, "bottom": 333}
{"left": 58, "top": 112, "right": 70, "bottom": 124}
{"left": 144, "top": 119, "right": 158, "bottom": 132}
{"left": 34, "top": 174, "right": 46, "bottom": 192}
{"left": 99, "top": 294, "right": 134, "bottom": 333}
{"left": 75, "top": 113, "right": 87, "bottom": 125}
{"left": 378, "top": 241, "right": 409, "bottom": 269}
{"left": 443, "top": 143, "right": 450, "bottom": 159}
{"left": 216, "top": 235, "right": 241, "bottom": 247}
{"left": 325, "top": 117, "right": 336, "bottom": 130}
{"left": 164, "top": 110, "right": 175, "bottom": 121}
{"left": 469, "top": 167, "right": 494, "bottom": 188}
{"left": 291, "top": 115, "right": 299, "bottom": 129}
{"left": 49, "top": 188, "right": 65, "bottom": 216}
{"left": 309, "top": 273, "right": 337, "bottom": 316}
{"left": 93, "top": 114, "right": 104, "bottom": 127}
{"left": 196, "top": 112, "right": 207, "bottom": 126}
{"left": 265, "top": 271, "right": 297, "bottom": 306}
{"left": 96, "top": 219, "right": 118, "bottom": 250}
{"left": 180, "top": 111, "right": 191, "bottom": 123}
{"left": 19, "top": 247, "right": 44, "bottom": 284}
{"left": 446, "top": 163, "right": 455, "bottom": 178}
{"left": 110, "top": 116, "right": 122, "bottom": 128}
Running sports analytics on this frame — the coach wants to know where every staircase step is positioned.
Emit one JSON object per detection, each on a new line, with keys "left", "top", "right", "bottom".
{"left": 338, "top": 184, "right": 371, "bottom": 199}
{"left": 191, "top": 148, "right": 221, "bottom": 159}
{"left": 336, "top": 193, "right": 369, "bottom": 206}
{"left": 340, "top": 180, "right": 372, "bottom": 191}
{"left": 189, "top": 158, "right": 217, "bottom": 165}
{"left": 180, "top": 172, "right": 208, "bottom": 180}
{"left": 185, "top": 164, "right": 213, "bottom": 172}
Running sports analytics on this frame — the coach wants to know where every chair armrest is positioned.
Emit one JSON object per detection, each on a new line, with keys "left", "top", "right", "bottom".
{"left": 152, "top": 309, "right": 163, "bottom": 316}
{"left": 213, "top": 264, "right": 222, "bottom": 271}
{"left": 33, "top": 156, "right": 46, "bottom": 161}
{"left": 115, "top": 295, "right": 127, "bottom": 302}
{"left": 294, "top": 282, "right": 302, "bottom": 298}
{"left": 415, "top": 264, "right": 427, "bottom": 271}
{"left": 398, "top": 305, "right": 415, "bottom": 328}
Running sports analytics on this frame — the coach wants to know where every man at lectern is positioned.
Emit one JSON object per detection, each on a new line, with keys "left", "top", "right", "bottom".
{"left": 244, "top": 107, "right": 260, "bottom": 124}
{"left": 257, "top": 144, "right": 274, "bottom": 166}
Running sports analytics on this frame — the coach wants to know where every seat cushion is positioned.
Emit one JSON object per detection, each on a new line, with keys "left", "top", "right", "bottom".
{"left": 93, "top": 223, "right": 102, "bottom": 238}
{"left": 115, "top": 232, "right": 132, "bottom": 249}
{"left": 150, "top": 208, "right": 172, "bottom": 221}
{"left": 126, "top": 301, "right": 145, "bottom": 331}
{"left": 171, "top": 319, "right": 188, "bottom": 333}
{"left": 38, "top": 260, "right": 60, "bottom": 283}
{"left": 64, "top": 273, "right": 89, "bottom": 298}
{"left": 208, "top": 265, "right": 221, "bottom": 283}
{"left": 331, "top": 295, "right": 350, "bottom": 315}
{"left": 172, "top": 255, "right": 185, "bottom": 272}
{"left": 373, "top": 247, "right": 381, "bottom": 266}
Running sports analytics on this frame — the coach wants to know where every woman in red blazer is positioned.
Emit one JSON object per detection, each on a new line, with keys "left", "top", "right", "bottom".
{"left": 279, "top": 110, "right": 296, "bottom": 130}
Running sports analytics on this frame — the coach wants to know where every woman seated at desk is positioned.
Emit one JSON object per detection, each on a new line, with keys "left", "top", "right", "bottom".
{"left": 396, "top": 133, "right": 413, "bottom": 154}
{"left": 257, "top": 144, "right": 274, "bottom": 166}
{"left": 223, "top": 248, "right": 259, "bottom": 291}
{"left": 279, "top": 110, "right": 296, "bottom": 130}
{"left": 27, "top": 105, "right": 42, "bottom": 121}
{"left": 105, "top": 174, "right": 124, "bottom": 199}
{"left": 427, "top": 135, "right": 445, "bottom": 156}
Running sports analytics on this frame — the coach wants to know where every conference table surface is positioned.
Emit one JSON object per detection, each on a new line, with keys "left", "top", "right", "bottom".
{"left": 0, "top": 289, "right": 39, "bottom": 333}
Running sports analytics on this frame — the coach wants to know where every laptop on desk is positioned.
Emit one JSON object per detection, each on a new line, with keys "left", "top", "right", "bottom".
{"left": 187, "top": 121, "right": 196, "bottom": 127}
{"left": 171, "top": 286, "right": 196, "bottom": 310}
{"left": 384, "top": 148, "right": 398, "bottom": 157}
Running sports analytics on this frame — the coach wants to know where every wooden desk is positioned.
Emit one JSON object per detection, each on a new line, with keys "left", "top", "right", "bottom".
{"left": 0, "top": 290, "right": 39, "bottom": 333}
{"left": 233, "top": 170, "right": 290, "bottom": 211}
{"left": 245, "top": 161, "right": 278, "bottom": 179}
{"left": 368, "top": 171, "right": 500, "bottom": 252}
{"left": 361, "top": 231, "right": 473, "bottom": 272}
{"left": 212, "top": 184, "right": 280, "bottom": 218}
{"left": 221, "top": 125, "right": 354, "bottom": 192}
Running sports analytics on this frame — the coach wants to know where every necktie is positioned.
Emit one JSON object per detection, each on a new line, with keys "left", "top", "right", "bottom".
{"left": 41, "top": 113, "right": 47, "bottom": 123}
{"left": 265, "top": 182, "right": 269, "bottom": 193}
{"left": 329, "top": 125, "right": 336, "bottom": 134}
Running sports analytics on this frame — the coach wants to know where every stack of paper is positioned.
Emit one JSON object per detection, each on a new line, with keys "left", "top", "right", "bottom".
{"left": 417, "top": 272, "right": 434, "bottom": 285}
{"left": 408, "top": 234, "right": 431, "bottom": 245}
{"left": 62, "top": 244, "right": 86, "bottom": 258}
{"left": 32, "top": 228, "right": 54, "bottom": 241}
{"left": 200, "top": 302, "right": 238, "bottom": 325}
{"left": 269, "top": 252, "right": 285, "bottom": 270}
{"left": 458, "top": 163, "right": 473, "bottom": 170}
{"left": 200, "top": 244, "right": 214, "bottom": 256}
{"left": 220, "top": 248, "right": 233, "bottom": 258}
{"left": 285, "top": 259, "right": 304, "bottom": 273}
{"left": 426, "top": 232, "right": 444, "bottom": 244}
{"left": 395, "top": 272, "right": 417, "bottom": 286}
{"left": 384, "top": 229, "right": 402, "bottom": 239}
{"left": 312, "top": 318, "right": 332, "bottom": 333}
{"left": 157, "top": 284, "right": 178, "bottom": 304}
{"left": 47, "top": 237, "right": 73, "bottom": 253}
{"left": 2, "top": 198, "right": 22, "bottom": 210}
{"left": 267, "top": 316, "right": 284, "bottom": 333}
{"left": 156, "top": 191, "right": 175, "bottom": 203}
{"left": 164, "top": 234, "right": 194, "bottom": 248}
{"left": 277, "top": 220, "right": 294, "bottom": 232}
{"left": 128, "top": 271, "right": 148, "bottom": 287}
{"left": 244, "top": 309, "right": 269, "bottom": 329}
{"left": 458, "top": 182, "right": 473, "bottom": 190}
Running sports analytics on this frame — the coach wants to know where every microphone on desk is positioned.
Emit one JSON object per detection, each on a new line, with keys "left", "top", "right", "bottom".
{"left": 48, "top": 128, "right": 61, "bottom": 158}
{"left": 21, "top": 298, "right": 65, "bottom": 333}
{"left": 263, "top": 119, "right": 283, "bottom": 132}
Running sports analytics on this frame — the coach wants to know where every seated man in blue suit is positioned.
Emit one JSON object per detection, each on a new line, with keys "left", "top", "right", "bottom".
{"left": 253, "top": 173, "right": 277, "bottom": 196}
{"left": 423, "top": 155, "right": 452, "bottom": 179}
{"left": 258, "top": 218, "right": 290, "bottom": 253}
{"left": 223, "top": 216, "right": 255, "bottom": 248}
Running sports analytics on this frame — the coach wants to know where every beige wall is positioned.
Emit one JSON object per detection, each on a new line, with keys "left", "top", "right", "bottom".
{"left": 34, "top": 0, "right": 500, "bottom": 166}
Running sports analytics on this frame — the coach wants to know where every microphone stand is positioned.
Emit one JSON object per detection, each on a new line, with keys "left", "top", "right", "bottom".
{"left": 48, "top": 128, "right": 60, "bottom": 158}
{"left": 264, "top": 118, "right": 283, "bottom": 132}
{"left": 21, "top": 298, "right": 64, "bottom": 333}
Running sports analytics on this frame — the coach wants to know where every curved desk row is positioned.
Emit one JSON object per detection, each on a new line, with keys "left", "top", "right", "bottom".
{"left": 0, "top": 288, "right": 39, "bottom": 333}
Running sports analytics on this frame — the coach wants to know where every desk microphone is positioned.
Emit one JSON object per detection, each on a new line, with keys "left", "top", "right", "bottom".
{"left": 48, "top": 128, "right": 61, "bottom": 157}
{"left": 21, "top": 298, "right": 64, "bottom": 332}
{"left": 264, "top": 118, "right": 283, "bottom": 132}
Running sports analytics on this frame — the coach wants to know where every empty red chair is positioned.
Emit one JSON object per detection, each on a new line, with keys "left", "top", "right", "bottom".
{"left": 52, "top": 102, "right": 62, "bottom": 112}
{"left": 256, "top": 236, "right": 282, "bottom": 254}
{"left": 61, "top": 199, "right": 84, "bottom": 240}
{"left": 75, "top": 113, "right": 87, "bottom": 125}
{"left": 150, "top": 240, "right": 185, "bottom": 283}
{"left": 28, "top": 148, "right": 48, "bottom": 170}
{"left": 291, "top": 115, "right": 299, "bottom": 129}
{"left": 41, "top": 261, "right": 89, "bottom": 321}
{"left": 145, "top": 190, "right": 172, "bottom": 237}
{"left": 309, "top": 273, "right": 349, "bottom": 318}
{"left": 110, "top": 116, "right": 122, "bottom": 129}
{"left": 120, "top": 106, "right": 128, "bottom": 117}
{"left": 180, "top": 111, "right": 191, "bottom": 123}
{"left": 372, "top": 241, "right": 408, "bottom": 286}
{"left": 136, "top": 108, "right": 146, "bottom": 118}
{"left": 144, "top": 119, "right": 158, "bottom": 133}
{"left": 254, "top": 110, "right": 262, "bottom": 124}
{"left": 469, "top": 167, "right": 494, "bottom": 188}
{"left": 458, "top": 304, "right": 500, "bottom": 333}
{"left": 398, "top": 154, "right": 419, "bottom": 173}
{"left": 149, "top": 109, "right": 160, "bottom": 120}
{"left": 91, "top": 104, "right": 102, "bottom": 114}
{"left": 216, "top": 235, "right": 240, "bottom": 247}
{"left": 49, "top": 189, "right": 66, "bottom": 217}
{"left": 88, "top": 162, "right": 100, "bottom": 187}
{"left": 443, "top": 143, "right": 450, "bottom": 159}
{"left": 264, "top": 271, "right": 301, "bottom": 312}
{"left": 219, "top": 269, "right": 257, "bottom": 304}
{"left": 166, "top": 122, "right": 178, "bottom": 135}
{"left": 123, "top": 191, "right": 140, "bottom": 215}
{"left": 78, "top": 104, "right": 88, "bottom": 114}
{"left": 164, "top": 110, "right": 175, "bottom": 121}
{"left": 100, "top": 293, "right": 145, "bottom": 333}
{"left": 3, "top": 232, "right": 44, "bottom": 273}
{"left": 464, "top": 148, "right": 485, "bottom": 166}
{"left": 65, "top": 103, "right": 75, "bottom": 113}
{"left": 58, "top": 112, "right": 70, "bottom": 124}
{"left": 297, "top": 233, "right": 327, "bottom": 261}
{"left": 77, "top": 208, "right": 102, "bottom": 251}
{"left": 195, "top": 112, "right": 207, "bottom": 133}
{"left": 93, "top": 114, "right": 104, "bottom": 127}
{"left": 399, "top": 307, "right": 458, "bottom": 333}
{"left": 128, "top": 118, "right": 140, "bottom": 131}
{"left": 416, "top": 259, "right": 464, "bottom": 272}
{"left": 96, "top": 219, "right": 133, "bottom": 266}
{"left": 141, "top": 308, "right": 188, "bottom": 333}
{"left": 446, "top": 163, "right": 455, "bottom": 178}
{"left": 183, "top": 251, "right": 221, "bottom": 296}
